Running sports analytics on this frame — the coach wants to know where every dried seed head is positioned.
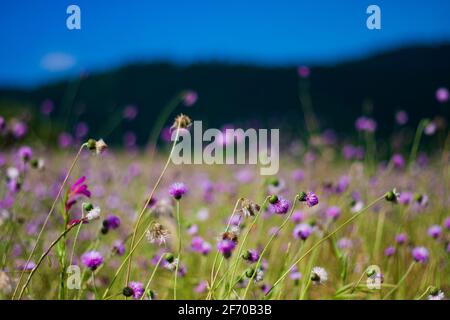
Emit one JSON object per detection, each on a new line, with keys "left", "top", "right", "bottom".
{"left": 146, "top": 223, "right": 170, "bottom": 246}
{"left": 171, "top": 113, "right": 192, "bottom": 131}
{"left": 239, "top": 199, "right": 261, "bottom": 217}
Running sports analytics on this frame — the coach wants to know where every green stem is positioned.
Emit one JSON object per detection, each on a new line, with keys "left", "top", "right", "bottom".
{"left": 266, "top": 194, "right": 386, "bottom": 296}
{"left": 174, "top": 200, "right": 182, "bottom": 300}
{"left": 141, "top": 255, "right": 164, "bottom": 300}
{"left": 384, "top": 262, "right": 415, "bottom": 300}
{"left": 12, "top": 143, "right": 86, "bottom": 299}
{"left": 243, "top": 195, "right": 300, "bottom": 299}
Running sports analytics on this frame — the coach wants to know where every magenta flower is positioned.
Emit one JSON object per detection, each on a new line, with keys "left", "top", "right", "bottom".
{"left": 412, "top": 247, "right": 429, "bottom": 263}
{"left": 300, "top": 192, "right": 319, "bottom": 208}
{"left": 65, "top": 176, "right": 91, "bottom": 212}
{"left": 12, "top": 121, "right": 27, "bottom": 139}
{"left": 40, "top": 99, "right": 54, "bottom": 115}
{"left": 243, "top": 249, "right": 260, "bottom": 263}
{"left": 18, "top": 146, "right": 33, "bottom": 162}
{"left": 104, "top": 215, "right": 121, "bottom": 230}
{"left": 112, "top": 240, "right": 125, "bottom": 256}
{"left": 427, "top": 225, "right": 442, "bottom": 239}
{"left": 169, "top": 182, "right": 187, "bottom": 200}
{"left": 293, "top": 223, "right": 313, "bottom": 240}
{"left": 444, "top": 217, "right": 450, "bottom": 230}
{"left": 395, "top": 110, "right": 408, "bottom": 125}
{"left": 182, "top": 90, "right": 198, "bottom": 107}
{"left": 384, "top": 246, "right": 396, "bottom": 257}
{"left": 326, "top": 206, "right": 341, "bottom": 220}
{"left": 217, "top": 239, "right": 236, "bottom": 259}
{"left": 435, "top": 87, "right": 449, "bottom": 103}
{"left": 123, "top": 105, "right": 138, "bottom": 120}
{"left": 355, "top": 116, "right": 377, "bottom": 133}
{"left": 81, "top": 251, "right": 103, "bottom": 270}
{"left": 58, "top": 132, "right": 74, "bottom": 149}
{"left": 391, "top": 154, "right": 405, "bottom": 169}
{"left": 129, "top": 281, "right": 144, "bottom": 299}
{"left": 297, "top": 66, "right": 310, "bottom": 78}
{"left": 268, "top": 196, "right": 290, "bottom": 214}
{"left": 395, "top": 233, "right": 407, "bottom": 245}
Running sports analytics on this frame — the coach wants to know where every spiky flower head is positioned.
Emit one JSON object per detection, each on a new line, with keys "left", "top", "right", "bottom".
{"left": 146, "top": 223, "right": 170, "bottom": 246}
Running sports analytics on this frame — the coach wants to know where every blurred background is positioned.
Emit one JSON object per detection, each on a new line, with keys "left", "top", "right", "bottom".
{"left": 0, "top": 0, "right": 449, "bottom": 149}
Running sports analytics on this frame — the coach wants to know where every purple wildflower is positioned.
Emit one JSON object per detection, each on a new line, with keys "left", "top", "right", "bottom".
{"left": 217, "top": 239, "right": 236, "bottom": 259}
{"left": 427, "top": 225, "right": 442, "bottom": 239}
{"left": 293, "top": 223, "right": 313, "bottom": 240}
{"left": 104, "top": 215, "right": 121, "bottom": 230}
{"left": 355, "top": 116, "right": 377, "bottom": 133}
{"left": 444, "top": 217, "right": 450, "bottom": 230}
{"left": 243, "top": 249, "right": 260, "bottom": 263}
{"left": 268, "top": 196, "right": 290, "bottom": 214}
{"left": 395, "top": 233, "right": 407, "bottom": 245}
{"left": 412, "top": 247, "right": 429, "bottom": 263}
{"left": 81, "top": 251, "right": 103, "bottom": 270}
{"left": 182, "top": 90, "right": 198, "bottom": 107}
{"left": 123, "top": 105, "right": 138, "bottom": 120}
{"left": 391, "top": 154, "right": 405, "bottom": 169}
{"left": 129, "top": 281, "right": 144, "bottom": 299}
{"left": 300, "top": 192, "right": 319, "bottom": 208}
{"left": 436, "top": 87, "right": 449, "bottom": 103}
{"left": 384, "top": 246, "right": 396, "bottom": 257}
{"left": 18, "top": 146, "right": 33, "bottom": 162}
{"left": 395, "top": 110, "right": 408, "bottom": 125}
{"left": 169, "top": 182, "right": 187, "bottom": 200}
{"left": 326, "top": 206, "right": 341, "bottom": 220}
{"left": 112, "top": 240, "right": 125, "bottom": 256}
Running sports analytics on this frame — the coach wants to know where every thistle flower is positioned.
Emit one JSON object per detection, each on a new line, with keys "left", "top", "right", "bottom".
{"left": 395, "top": 110, "right": 408, "bottom": 125}
{"left": 129, "top": 281, "right": 144, "bottom": 299}
{"left": 391, "top": 154, "right": 405, "bottom": 169}
{"left": 293, "top": 223, "right": 313, "bottom": 240}
{"left": 384, "top": 246, "right": 396, "bottom": 257}
{"left": 242, "top": 249, "right": 260, "bottom": 263}
{"left": 427, "top": 225, "right": 442, "bottom": 239}
{"left": 268, "top": 196, "right": 290, "bottom": 214}
{"left": 435, "top": 87, "right": 449, "bottom": 103}
{"left": 112, "top": 240, "right": 125, "bottom": 256}
{"left": 239, "top": 199, "right": 260, "bottom": 217}
{"left": 444, "top": 216, "right": 450, "bottom": 230}
{"left": 169, "top": 182, "right": 188, "bottom": 200}
{"left": 217, "top": 239, "right": 236, "bottom": 259}
{"left": 171, "top": 113, "right": 192, "bottom": 131}
{"left": 299, "top": 192, "right": 319, "bottom": 207}
{"left": 325, "top": 206, "right": 341, "bottom": 220}
{"left": 311, "top": 266, "right": 328, "bottom": 284}
{"left": 412, "top": 246, "right": 429, "bottom": 263}
{"left": 182, "top": 90, "right": 198, "bottom": 107}
{"left": 103, "top": 215, "right": 121, "bottom": 230}
{"left": 18, "top": 146, "right": 33, "bottom": 162}
{"left": 355, "top": 116, "right": 377, "bottom": 133}
{"left": 146, "top": 223, "right": 170, "bottom": 246}
{"left": 81, "top": 251, "right": 103, "bottom": 270}
{"left": 395, "top": 233, "right": 407, "bottom": 245}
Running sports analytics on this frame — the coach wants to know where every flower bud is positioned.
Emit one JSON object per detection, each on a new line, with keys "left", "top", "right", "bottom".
{"left": 122, "top": 286, "right": 134, "bottom": 297}
{"left": 269, "top": 195, "right": 278, "bottom": 205}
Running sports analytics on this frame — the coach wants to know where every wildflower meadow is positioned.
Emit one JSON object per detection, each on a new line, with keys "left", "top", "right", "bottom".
{"left": 0, "top": 79, "right": 449, "bottom": 301}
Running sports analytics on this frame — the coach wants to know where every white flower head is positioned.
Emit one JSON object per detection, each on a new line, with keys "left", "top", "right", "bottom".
{"left": 6, "top": 167, "right": 19, "bottom": 180}
{"left": 311, "top": 266, "right": 328, "bottom": 284}
{"left": 146, "top": 223, "right": 170, "bottom": 246}
{"left": 86, "top": 206, "right": 101, "bottom": 221}
{"left": 254, "top": 269, "right": 264, "bottom": 283}
{"left": 428, "top": 290, "right": 445, "bottom": 300}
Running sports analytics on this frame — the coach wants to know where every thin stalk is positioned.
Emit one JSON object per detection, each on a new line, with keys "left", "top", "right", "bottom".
{"left": 141, "top": 255, "right": 164, "bottom": 300}
{"left": 17, "top": 221, "right": 81, "bottom": 299}
{"left": 409, "top": 119, "right": 427, "bottom": 169}
{"left": 383, "top": 262, "right": 416, "bottom": 300}
{"left": 243, "top": 195, "right": 300, "bottom": 299}
{"left": 13, "top": 144, "right": 86, "bottom": 299}
{"left": 267, "top": 194, "right": 386, "bottom": 296}
{"left": 125, "top": 125, "right": 181, "bottom": 285}
{"left": 225, "top": 197, "right": 270, "bottom": 298}
{"left": 101, "top": 220, "right": 155, "bottom": 299}
{"left": 174, "top": 200, "right": 182, "bottom": 300}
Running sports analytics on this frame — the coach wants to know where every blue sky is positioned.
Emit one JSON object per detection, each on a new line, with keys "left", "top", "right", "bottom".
{"left": 0, "top": 0, "right": 449, "bottom": 86}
